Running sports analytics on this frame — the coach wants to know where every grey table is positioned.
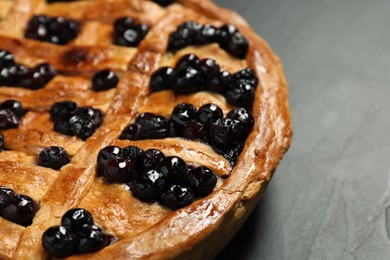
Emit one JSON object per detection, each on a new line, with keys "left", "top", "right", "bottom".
{"left": 213, "top": 0, "right": 390, "bottom": 259}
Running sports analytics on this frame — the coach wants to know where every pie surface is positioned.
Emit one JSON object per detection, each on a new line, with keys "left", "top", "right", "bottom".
{"left": 0, "top": 0, "right": 292, "bottom": 259}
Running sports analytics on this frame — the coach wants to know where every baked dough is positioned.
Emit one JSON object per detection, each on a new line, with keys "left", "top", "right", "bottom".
{"left": 0, "top": 0, "right": 292, "bottom": 259}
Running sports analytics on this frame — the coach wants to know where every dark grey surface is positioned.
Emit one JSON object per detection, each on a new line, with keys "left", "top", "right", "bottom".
{"left": 213, "top": 0, "right": 390, "bottom": 259}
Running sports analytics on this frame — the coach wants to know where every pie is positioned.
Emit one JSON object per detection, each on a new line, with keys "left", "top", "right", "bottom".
{"left": 0, "top": 0, "right": 292, "bottom": 259}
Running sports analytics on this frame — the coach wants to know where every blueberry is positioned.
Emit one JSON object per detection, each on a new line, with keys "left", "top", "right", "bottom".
{"left": 2, "top": 194, "right": 38, "bottom": 226}
{"left": 185, "top": 166, "right": 217, "bottom": 196}
{"left": 175, "top": 54, "right": 200, "bottom": 71}
{"left": 134, "top": 149, "right": 165, "bottom": 173}
{"left": 92, "top": 70, "right": 119, "bottom": 91}
{"left": 161, "top": 184, "right": 194, "bottom": 210}
{"left": 77, "top": 107, "right": 103, "bottom": 128}
{"left": 50, "top": 101, "right": 78, "bottom": 122}
{"left": 233, "top": 68, "right": 258, "bottom": 86}
{"left": 182, "top": 120, "right": 207, "bottom": 140}
{"left": 61, "top": 208, "right": 94, "bottom": 230}
{"left": 11, "top": 64, "right": 31, "bottom": 87}
{"left": 152, "top": 0, "right": 175, "bottom": 7}
{"left": 199, "top": 58, "right": 220, "bottom": 81}
{"left": 150, "top": 67, "right": 174, "bottom": 92}
{"left": 0, "top": 67, "right": 14, "bottom": 86}
{"left": 26, "top": 63, "right": 57, "bottom": 89}
{"left": 132, "top": 169, "right": 166, "bottom": 200}
{"left": 42, "top": 226, "right": 77, "bottom": 258}
{"left": 208, "top": 70, "right": 232, "bottom": 94}
{"left": 217, "top": 24, "right": 249, "bottom": 59}
{"left": 0, "top": 100, "right": 24, "bottom": 119}
{"left": 170, "top": 103, "right": 197, "bottom": 130}
{"left": 0, "top": 187, "right": 17, "bottom": 211}
{"left": 104, "top": 158, "right": 135, "bottom": 183}
{"left": 96, "top": 146, "right": 123, "bottom": 177}
{"left": 195, "top": 103, "right": 223, "bottom": 125}
{"left": 122, "top": 145, "right": 143, "bottom": 160}
{"left": 135, "top": 113, "right": 169, "bottom": 139}
{"left": 171, "top": 66, "right": 206, "bottom": 94}
{"left": 195, "top": 24, "right": 218, "bottom": 45}
{"left": 159, "top": 156, "right": 187, "bottom": 183}
{"left": 168, "top": 21, "right": 202, "bottom": 52}
{"left": 119, "top": 123, "right": 141, "bottom": 140}
{"left": 0, "top": 50, "right": 15, "bottom": 67}
{"left": 225, "top": 80, "right": 256, "bottom": 108}
{"left": 0, "top": 134, "right": 4, "bottom": 151}
{"left": 226, "top": 107, "right": 254, "bottom": 139}
{"left": 76, "top": 224, "right": 108, "bottom": 254}
{"left": 209, "top": 118, "right": 240, "bottom": 145}
{"left": 0, "top": 109, "right": 20, "bottom": 129}
{"left": 37, "top": 146, "right": 71, "bottom": 170}
{"left": 113, "top": 17, "right": 149, "bottom": 47}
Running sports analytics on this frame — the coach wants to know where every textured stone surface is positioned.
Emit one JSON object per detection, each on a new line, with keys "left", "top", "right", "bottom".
{"left": 215, "top": 0, "right": 390, "bottom": 259}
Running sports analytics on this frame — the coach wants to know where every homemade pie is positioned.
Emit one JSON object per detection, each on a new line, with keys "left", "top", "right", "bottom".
{"left": 0, "top": 0, "right": 292, "bottom": 259}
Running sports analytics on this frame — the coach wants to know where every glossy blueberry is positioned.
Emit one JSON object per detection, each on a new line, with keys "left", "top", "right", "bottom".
{"left": 50, "top": 101, "right": 78, "bottom": 122}
{"left": 42, "top": 226, "right": 77, "bottom": 258}
{"left": 171, "top": 103, "right": 197, "bottom": 129}
{"left": 195, "top": 103, "right": 223, "bottom": 125}
{"left": 10, "top": 64, "right": 31, "bottom": 87}
{"left": 232, "top": 68, "right": 258, "bottom": 87}
{"left": 122, "top": 145, "right": 143, "bottom": 160}
{"left": 113, "top": 17, "right": 149, "bottom": 47}
{"left": 225, "top": 80, "right": 256, "bottom": 108}
{"left": 0, "top": 187, "right": 17, "bottom": 211}
{"left": 198, "top": 58, "right": 220, "bottom": 81}
{"left": 226, "top": 107, "right": 254, "bottom": 138}
{"left": 0, "top": 109, "right": 20, "bottom": 129}
{"left": 104, "top": 158, "right": 135, "bottom": 183}
{"left": 0, "top": 134, "right": 4, "bottom": 151}
{"left": 150, "top": 67, "right": 174, "bottom": 92}
{"left": 96, "top": 146, "right": 123, "bottom": 177}
{"left": 168, "top": 21, "right": 202, "bottom": 52}
{"left": 209, "top": 118, "right": 240, "bottom": 145}
{"left": 27, "top": 63, "right": 57, "bottom": 89}
{"left": 76, "top": 224, "right": 108, "bottom": 254}
{"left": 0, "top": 67, "right": 14, "bottom": 85}
{"left": 207, "top": 70, "right": 232, "bottom": 94}
{"left": 61, "top": 208, "right": 94, "bottom": 230}
{"left": 92, "top": 70, "right": 119, "bottom": 91}
{"left": 159, "top": 156, "right": 187, "bottom": 182}
{"left": 0, "top": 100, "right": 24, "bottom": 119}
{"left": 195, "top": 24, "right": 218, "bottom": 44}
{"left": 2, "top": 194, "right": 38, "bottom": 226}
{"left": 185, "top": 166, "right": 217, "bottom": 196}
{"left": 132, "top": 169, "right": 166, "bottom": 200}
{"left": 161, "top": 184, "right": 194, "bottom": 210}
{"left": 152, "top": 0, "right": 175, "bottom": 7}
{"left": 0, "top": 50, "right": 15, "bottom": 67}
{"left": 217, "top": 24, "right": 249, "bottom": 59}
{"left": 38, "top": 146, "right": 71, "bottom": 170}
{"left": 171, "top": 66, "right": 206, "bottom": 94}
{"left": 175, "top": 54, "right": 200, "bottom": 71}
{"left": 119, "top": 123, "right": 141, "bottom": 140}
{"left": 77, "top": 107, "right": 103, "bottom": 128}
{"left": 182, "top": 120, "right": 207, "bottom": 140}
{"left": 135, "top": 113, "right": 169, "bottom": 139}
{"left": 134, "top": 149, "right": 165, "bottom": 173}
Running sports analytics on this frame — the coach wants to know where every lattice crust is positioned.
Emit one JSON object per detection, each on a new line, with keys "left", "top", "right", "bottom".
{"left": 0, "top": 0, "right": 292, "bottom": 259}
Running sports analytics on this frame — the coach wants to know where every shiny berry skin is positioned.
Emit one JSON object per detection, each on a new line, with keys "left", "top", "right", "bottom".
{"left": 171, "top": 66, "right": 206, "bottom": 94}
{"left": 134, "top": 149, "right": 165, "bottom": 173}
{"left": 232, "top": 68, "right": 258, "bottom": 86}
{"left": 182, "top": 120, "right": 207, "bottom": 140}
{"left": 209, "top": 118, "right": 240, "bottom": 145}
{"left": 122, "top": 145, "right": 143, "bottom": 160}
{"left": 96, "top": 146, "right": 123, "bottom": 177}
{"left": 11, "top": 64, "right": 31, "bottom": 87}
{"left": 2, "top": 194, "right": 38, "bottom": 226}
{"left": 171, "top": 103, "right": 196, "bottom": 129}
{"left": 195, "top": 103, "right": 223, "bottom": 125}
{"left": 195, "top": 24, "right": 218, "bottom": 44}
{"left": 38, "top": 146, "right": 71, "bottom": 170}
{"left": 150, "top": 67, "right": 174, "bottom": 92}
{"left": 132, "top": 169, "right": 166, "bottom": 200}
{"left": 199, "top": 58, "right": 220, "bottom": 81}
{"left": 0, "top": 187, "right": 17, "bottom": 211}
{"left": 168, "top": 21, "right": 202, "bottom": 52}
{"left": 207, "top": 70, "right": 232, "bottom": 94}
{"left": 217, "top": 24, "right": 249, "bottom": 59}
{"left": 0, "top": 133, "right": 4, "bottom": 151}
{"left": 0, "top": 109, "right": 20, "bottom": 129}
{"left": 104, "top": 158, "right": 135, "bottom": 183}
{"left": 0, "top": 100, "right": 24, "bottom": 118}
{"left": 50, "top": 101, "right": 78, "bottom": 122}
{"left": 0, "top": 67, "right": 14, "bottom": 85}
{"left": 113, "top": 17, "right": 149, "bottom": 47}
{"left": 185, "top": 166, "right": 217, "bottom": 196}
{"left": 225, "top": 80, "right": 256, "bottom": 108}
{"left": 61, "top": 208, "right": 94, "bottom": 230}
{"left": 175, "top": 54, "right": 200, "bottom": 71}
{"left": 27, "top": 63, "right": 57, "bottom": 89}
{"left": 0, "top": 50, "right": 15, "bottom": 67}
{"left": 159, "top": 156, "right": 187, "bottom": 182}
{"left": 92, "top": 70, "right": 119, "bottom": 91}
{"left": 161, "top": 184, "right": 194, "bottom": 210}
{"left": 135, "top": 113, "right": 169, "bottom": 139}
{"left": 76, "top": 224, "right": 108, "bottom": 254}
{"left": 120, "top": 123, "right": 141, "bottom": 140}
{"left": 226, "top": 108, "right": 254, "bottom": 138}
{"left": 42, "top": 226, "right": 77, "bottom": 258}
{"left": 152, "top": 0, "right": 175, "bottom": 6}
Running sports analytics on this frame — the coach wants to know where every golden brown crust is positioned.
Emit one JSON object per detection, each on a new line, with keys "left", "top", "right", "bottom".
{"left": 0, "top": 0, "right": 292, "bottom": 259}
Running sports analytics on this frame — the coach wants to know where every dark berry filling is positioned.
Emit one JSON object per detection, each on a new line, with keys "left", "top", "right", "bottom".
{"left": 161, "top": 184, "right": 194, "bottom": 210}
{"left": 61, "top": 208, "right": 94, "bottom": 230}
{"left": 113, "top": 17, "right": 149, "bottom": 47}
{"left": 76, "top": 224, "right": 108, "bottom": 254}
{"left": 149, "top": 67, "right": 174, "bottom": 92}
{"left": 185, "top": 166, "right": 217, "bottom": 196}
{"left": 0, "top": 100, "right": 25, "bottom": 118}
{"left": 120, "top": 113, "right": 169, "bottom": 140}
{"left": 132, "top": 169, "right": 166, "bottom": 200}
{"left": 42, "top": 226, "right": 77, "bottom": 258}
{"left": 196, "top": 103, "right": 223, "bottom": 125}
{"left": 92, "top": 70, "right": 119, "bottom": 91}
{"left": 170, "top": 103, "right": 196, "bottom": 130}
{"left": 96, "top": 146, "right": 123, "bottom": 177}
{"left": 0, "top": 133, "right": 4, "bottom": 151}
{"left": 104, "top": 158, "right": 135, "bottom": 183}
{"left": 37, "top": 146, "right": 71, "bottom": 170}
{"left": 0, "top": 109, "right": 20, "bottom": 130}
{"left": 25, "top": 15, "right": 81, "bottom": 45}
{"left": 134, "top": 149, "right": 165, "bottom": 173}
{"left": 152, "top": 0, "right": 175, "bottom": 6}
{"left": 159, "top": 156, "right": 187, "bottom": 183}
{"left": 168, "top": 21, "right": 249, "bottom": 59}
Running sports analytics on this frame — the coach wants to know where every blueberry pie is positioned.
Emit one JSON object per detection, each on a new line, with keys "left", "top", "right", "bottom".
{"left": 0, "top": 0, "right": 292, "bottom": 259}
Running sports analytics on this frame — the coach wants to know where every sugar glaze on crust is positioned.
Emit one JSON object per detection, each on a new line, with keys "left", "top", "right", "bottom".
{"left": 0, "top": 0, "right": 292, "bottom": 259}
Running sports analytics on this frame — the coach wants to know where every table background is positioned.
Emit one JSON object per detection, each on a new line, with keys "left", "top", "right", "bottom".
{"left": 213, "top": 0, "right": 390, "bottom": 259}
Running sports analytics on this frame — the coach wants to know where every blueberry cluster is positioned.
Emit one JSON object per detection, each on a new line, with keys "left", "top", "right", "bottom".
{"left": 0, "top": 187, "right": 38, "bottom": 226}
{"left": 120, "top": 103, "right": 254, "bottom": 146}
{"left": 113, "top": 17, "right": 149, "bottom": 47}
{"left": 97, "top": 146, "right": 217, "bottom": 210}
{"left": 0, "top": 99, "right": 25, "bottom": 130}
{"left": 152, "top": 0, "right": 175, "bottom": 6}
{"left": 42, "top": 208, "right": 109, "bottom": 258}
{"left": 0, "top": 50, "right": 57, "bottom": 90}
{"left": 50, "top": 101, "right": 103, "bottom": 140}
{"left": 37, "top": 146, "right": 71, "bottom": 170}
{"left": 150, "top": 54, "right": 259, "bottom": 108}
{"left": 92, "top": 69, "right": 119, "bottom": 91}
{"left": 25, "top": 15, "right": 81, "bottom": 45}
{"left": 168, "top": 21, "right": 249, "bottom": 59}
